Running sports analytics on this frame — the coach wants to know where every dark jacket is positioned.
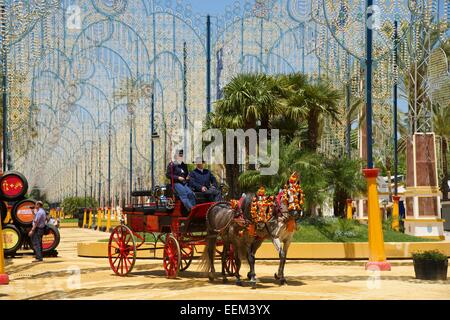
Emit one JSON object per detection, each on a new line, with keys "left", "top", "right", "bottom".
{"left": 188, "top": 168, "right": 218, "bottom": 192}
{"left": 166, "top": 161, "right": 189, "bottom": 184}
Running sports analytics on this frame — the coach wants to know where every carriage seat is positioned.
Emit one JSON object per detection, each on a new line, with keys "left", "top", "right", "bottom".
{"left": 166, "top": 184, "right": 213, "bottom": 205}
{"left": 194, "top": 192, "right": 211, "bottom": 204}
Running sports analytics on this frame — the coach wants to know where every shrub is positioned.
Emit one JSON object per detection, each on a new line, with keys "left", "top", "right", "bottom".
{"left": 61, "top": 197, "right": 98, "bottom": 218}
{"left": 331, "top": 218, "right": 359, "bottom": 241}
{"left": 412, "top": 250, "right": 448, "bottom": 262}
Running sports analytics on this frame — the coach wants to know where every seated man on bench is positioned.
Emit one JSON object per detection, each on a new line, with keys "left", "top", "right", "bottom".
{"left": 166, "top": 149, "right": 196, "bottom": 212}
{"left": 189, "top": 157, "right": 221, "bottom": 202}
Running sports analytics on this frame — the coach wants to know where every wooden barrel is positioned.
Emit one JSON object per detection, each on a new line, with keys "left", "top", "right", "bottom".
{"left": 0, "top": 171, "right": 28, "bottom": 201}
{"left": 0, "top": 201, "right": 7, "bottom": 226}
{"left": 11, "top": 199, "right": 36, "bottom": 227}
{"left": 2, "top": 224, "right": 23, "bottom": 256}
{"left": 42, "top": 224, "right": 60, "bottom": 253}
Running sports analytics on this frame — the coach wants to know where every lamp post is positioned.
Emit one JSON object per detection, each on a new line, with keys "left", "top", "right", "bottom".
{"left": 1, "top": 3, "right": 7, "bottom": 172}
{"left": 206, "top": 15, "right": 211, "bottom": 114}
{"left": 128, "top": 103, "right": 134, "bottom": 204}
{"left": 393, "top": 20, "right": 399, "bottom": 196}
{"left": 392, "top": 20, "right": 400, "bottom": 231}
{"left": 363, "top": 0, "right": 390, "bottom": 271}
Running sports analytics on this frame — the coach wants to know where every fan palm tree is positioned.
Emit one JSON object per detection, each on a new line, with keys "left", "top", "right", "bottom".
{"left": 433, "top": 103, "right": 450, "bottom": 200}
{"left": 325, "top": 156, "right": 367, "bottom": 217}
{"left": 271, "top": 73, "right": 309, "bottom": 142}
{"left": 238, "top": 138, "right": 329, "bottom": 215}
{"left": 286, "top": 79, "right": 342, "bottom": 151}
{"left": 212, "top": 74, "right": 283, "bottom": 130}
{"left": 211, "top": 74, "right": 284, "bottom": 197}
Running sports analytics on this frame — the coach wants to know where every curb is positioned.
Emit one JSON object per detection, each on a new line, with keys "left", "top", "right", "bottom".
{"left": 77, "top": 241, "right": 450, "bottom": 260}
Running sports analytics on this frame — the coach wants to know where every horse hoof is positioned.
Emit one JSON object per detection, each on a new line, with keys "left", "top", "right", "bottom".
{"left": 274, "top": 273, "right": 279, "bottom": 280}
{"left": 236, "top": 280, "right": 243, "bottom": 286}
{"left": 279, "top": 278, "right": 287, "bottom": 286}
{"left": 250, "top": 281, "right": 257, "bottom": 289}
{"left": 208, "top": 275, "right": 215, "bottom": 282}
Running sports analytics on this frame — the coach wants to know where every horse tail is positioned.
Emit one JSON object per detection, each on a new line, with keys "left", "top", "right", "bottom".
{"left": 198, "top": 234, "right": 217, "bottom": 272}
{"left": 199, "top": 204, "right": 220, "bottom": 272}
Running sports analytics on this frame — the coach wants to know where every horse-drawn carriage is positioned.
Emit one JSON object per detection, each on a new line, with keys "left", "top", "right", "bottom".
{"left": 108, "top": 186, "right": 237, "bottom": 278}
{"left": 109, "top": 172, "right": 304, "bottom": 287}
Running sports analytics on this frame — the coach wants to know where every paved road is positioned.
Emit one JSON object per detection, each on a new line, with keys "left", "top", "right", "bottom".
{"left": 1, "top": 228, "right": 449, "bottom": 300}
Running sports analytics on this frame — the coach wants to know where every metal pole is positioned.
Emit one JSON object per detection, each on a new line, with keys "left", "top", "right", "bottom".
{"left": 1, "top": 3, "right": 7, "bottom": 172}
{"left": 83, "top": 124, "right": 87, "bottom": 207}
{"left": 346, "top": 75, "right": 351, "bottom": 158}
{"left": 98, "top": 133, "right": 101, "bottom": 207}
{"left": 206, "top": 15, "right": 211, "bottom": 114}
{"left": 90, "top": 143, "right": 93, "bottom": 200}
{"left": 108, "top": 124, "right": 111, "bottom": 206}
{"left": 129, "top": 117, "right": 132, "bottom": 201}
{"left": 365, "top": 0, "right": 374, "bottom": 169}
{"left": 75, "top": 164, "right": 78, "bottom": 197}
{"left": 183, "top": 41, "right": 187, "bottom": 153}
{"left": 151, "top": 89, "right": 155, "bottom": 189}
{"left": 393, "top": 20, "right": 398, "bottom": 195}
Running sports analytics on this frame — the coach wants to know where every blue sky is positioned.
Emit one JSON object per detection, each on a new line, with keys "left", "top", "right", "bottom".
{"left": 188, "top": 0, "right": 243, "bottom": 15}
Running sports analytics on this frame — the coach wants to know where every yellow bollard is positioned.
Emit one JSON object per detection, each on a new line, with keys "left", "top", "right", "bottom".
{"left": 363, "top": 168, "right": 391, "bottom": 271}
{"left": 346, "top": 199, "right": 353, "bottom": 220}
{"left": 82, "top": 208, "right": 87, "bottom": 228}
{"left": 97, "top": 208, "right": 103, "bottom": 231}
{"left": 392, "top": 195, "right": 400, "bottom": 232}
{"left": 0, "top": 219, "right": 10, "bottom": 284}
{"left": 88, "top": 209, "right": 93, "bottom": 229}
{"left": 106, "top": 207, "right": 111, "bottom": 232}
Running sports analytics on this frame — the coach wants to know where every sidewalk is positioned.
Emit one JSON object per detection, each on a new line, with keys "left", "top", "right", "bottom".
{"left": 1, "top": 228, "right": 449, "bottom": 300}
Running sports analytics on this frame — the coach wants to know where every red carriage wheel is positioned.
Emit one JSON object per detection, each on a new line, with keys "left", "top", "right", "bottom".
{"left": 108, "top": 225, "right": 136, "bottom": 276}
{"left": 163, "top": 234, "right": 181, "bottom": 279}
{"left": 179, "top": 244, "right": 194, "bottom": 271}
{"left": 224, "top": 244, "right": 238, "bottom": 276}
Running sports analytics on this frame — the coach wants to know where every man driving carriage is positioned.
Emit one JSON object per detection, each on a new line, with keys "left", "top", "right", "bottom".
{"left": 189, "top": 157, "right": 221, "bottom": 202}
{"left": 166, "top": 149, "right": 196, "bottom": 212}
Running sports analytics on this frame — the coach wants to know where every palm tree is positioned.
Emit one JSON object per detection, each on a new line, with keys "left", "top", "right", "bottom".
{"left": 433, "top": 103, "right": 450, "bottom": 201}
{"left": 238, "top": 138, "right": 329, "bottom": 215}
{"left": 285, "top": 78, "right": 342, "bottom": 151}
{"left": 212, "top": 74, "right": 283, "bottom": 130}
{"left": 211, "top": 74, "right": 283, "bottom": 197}
{"left": 325, "top": 156, "right": 367, "bottom": 217}
{"left": 271, "top": 73, "right": 308, "bottom": 143}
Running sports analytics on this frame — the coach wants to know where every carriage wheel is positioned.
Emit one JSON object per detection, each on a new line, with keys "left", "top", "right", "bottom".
{"left": 163, "top": 234, "right": 181, "bottom": 279}
{"left": 108, "top": 225, "right": 136, "bottom": 276}
{"left": 179, "top": 244, "right": 194, "bottom": 271}
{"left": 224, "top": 244, "right": 238, "bottom": 276}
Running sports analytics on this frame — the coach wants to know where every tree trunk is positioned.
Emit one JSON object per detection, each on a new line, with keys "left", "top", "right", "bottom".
{"left": 441, "top": 138, "right": 449, "bottom": 201}
{"left": 225, "top": 136, "right": 242, "bottom": 200}
{"left": 307, "top": 109, "right": 319, "bottom": 152}
{"left": 333, "top": 188, "right": 348, "bottom": 218}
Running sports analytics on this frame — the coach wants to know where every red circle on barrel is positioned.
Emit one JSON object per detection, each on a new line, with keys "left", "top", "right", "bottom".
{"left": 42, "top": 232, "right": 56, "bottom": 250}
{"left": 1, "top": 175, "right": 25, "bottom": 197}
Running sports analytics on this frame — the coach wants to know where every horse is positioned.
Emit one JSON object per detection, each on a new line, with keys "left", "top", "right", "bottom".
{"left": 239, "top": 174, "right": 303, "bottom": 288}
{"left": 200, "top": 201, "right": 248, "bottom": 285}
{"left": 200, "top": 173, "right": 303, "bottom": 288}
